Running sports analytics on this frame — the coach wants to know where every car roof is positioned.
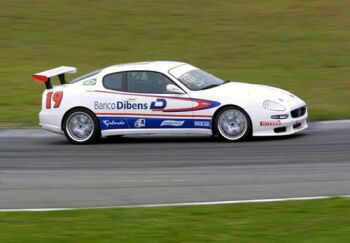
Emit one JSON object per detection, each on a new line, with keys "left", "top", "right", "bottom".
{"left": 101, "top": 61, "right": 186, "bottom": 75}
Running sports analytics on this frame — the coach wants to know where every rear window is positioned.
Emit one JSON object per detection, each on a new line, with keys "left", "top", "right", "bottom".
{"left": 103, "top": 72, "right": 124, "bottom": 91}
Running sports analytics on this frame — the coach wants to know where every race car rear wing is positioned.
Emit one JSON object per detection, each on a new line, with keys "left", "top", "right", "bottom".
{"left": 32, "top": 66, "right": 77, "bottom": 89}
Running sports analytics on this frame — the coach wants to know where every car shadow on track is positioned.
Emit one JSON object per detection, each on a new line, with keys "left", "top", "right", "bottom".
{"left": 47, "top": 132, "right": 308, "bottom": 145}
{"left": 95, "top": 133, "right": 307, "bottom": 144}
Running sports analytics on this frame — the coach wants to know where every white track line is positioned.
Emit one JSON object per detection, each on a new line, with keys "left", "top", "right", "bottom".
{"left": 0, "top": 195, "right": 349, "bottom": 212}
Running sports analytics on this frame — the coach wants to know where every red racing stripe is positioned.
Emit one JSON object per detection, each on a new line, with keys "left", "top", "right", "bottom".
{"left": 87, "top": 90, "right": 219, "bottom": 112}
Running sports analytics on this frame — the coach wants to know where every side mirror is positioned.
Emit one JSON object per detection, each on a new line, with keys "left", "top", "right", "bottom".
{"left": 166, "top": 84, "right": 185, "bottom": 94}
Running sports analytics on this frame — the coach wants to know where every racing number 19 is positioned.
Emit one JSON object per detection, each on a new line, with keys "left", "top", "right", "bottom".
{"left": 46, "top": 91, "right": 63, "bottom": 109}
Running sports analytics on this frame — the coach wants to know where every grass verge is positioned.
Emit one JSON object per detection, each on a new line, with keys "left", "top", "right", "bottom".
{"left": 1, "top": 1, "right": 350, "bottom": 125}
{"left": 0, "top": 198, "right": 349, "bottom": 242}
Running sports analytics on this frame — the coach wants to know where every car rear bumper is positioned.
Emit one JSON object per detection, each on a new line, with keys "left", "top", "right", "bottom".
{"left": 39, "top": 110, "right": 63, "bottom": 134}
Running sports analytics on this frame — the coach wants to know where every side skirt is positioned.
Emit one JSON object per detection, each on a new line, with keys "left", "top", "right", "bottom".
{"left": 101, "top": 128, "right": 212, "bottom": 137}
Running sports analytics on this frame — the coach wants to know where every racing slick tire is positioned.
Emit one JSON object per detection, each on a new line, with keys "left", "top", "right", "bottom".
{"left": 63, "top": 108, "right": 101, "bottom": 144}
{"left": 214, "top": 106, "right": 252, "bottom": 141}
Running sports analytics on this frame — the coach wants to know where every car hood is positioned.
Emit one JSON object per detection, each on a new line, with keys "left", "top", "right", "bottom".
{"left": 209, "top": 81, "right": 296, "bottom": 103}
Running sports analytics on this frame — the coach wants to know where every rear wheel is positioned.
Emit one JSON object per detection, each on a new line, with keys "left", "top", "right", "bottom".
{"left": 214, "top": 106, "right": 252, "bottom": 141}
{"left": 63, "top": 108, "right": 100, "bottom": 144}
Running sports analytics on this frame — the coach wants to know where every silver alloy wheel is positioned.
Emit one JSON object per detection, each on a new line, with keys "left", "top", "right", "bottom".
{"left": 217, "top": 109, "right": 248, "bottom": 140}
{"left": 66, "top": 112, "right": 94, "bottom": 142}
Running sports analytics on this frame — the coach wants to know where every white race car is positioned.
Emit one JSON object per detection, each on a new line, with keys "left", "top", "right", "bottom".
{"left": 33, "top": 61, "right": 307, "bottom": 144}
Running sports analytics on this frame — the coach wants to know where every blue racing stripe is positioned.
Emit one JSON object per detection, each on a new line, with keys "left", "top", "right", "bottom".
{"left": 98, "top": 117, "right": 211, "bottom": 130}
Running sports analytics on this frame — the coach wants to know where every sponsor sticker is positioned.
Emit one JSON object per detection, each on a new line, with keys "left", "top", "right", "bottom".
{"left": 181, "top": 73, "right": 204, "bottom": 87}
{"left": 102, "top": 119, "right": 125, "bottom": 128}
{"left": 150, "top": 98, "right": 167, "bottom": 110}
{"left": 134, "top": 119, "right": 146, "bottom": 128}
{"left": 83, "top": 79, "right": 97, "bottom": 85}
{"left": 194, "top": 121, "right": 210, "bottom": 127}
{"left": 94, "top": 101, "right": 148, "bottom": 110}
{"left": 260, "top": 120, "right": 282, "bottom": 126}
{"left": 160, "top": 120, "right": 185, "bottom": 127}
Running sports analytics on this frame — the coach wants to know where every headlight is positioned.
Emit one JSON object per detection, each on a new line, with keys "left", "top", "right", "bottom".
{"left": 271, "top": 114, "right": 288, "bottom": 119}
{"left": 263, "top": 100, "right": 286, "bottom": 111}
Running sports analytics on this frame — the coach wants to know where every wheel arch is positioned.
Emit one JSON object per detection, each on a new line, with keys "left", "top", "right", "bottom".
{"left": 211, "top": 104, "right": 253, "bottom": 136}
{"left": 61, "top": 106, "right": 98, "bottom": 131}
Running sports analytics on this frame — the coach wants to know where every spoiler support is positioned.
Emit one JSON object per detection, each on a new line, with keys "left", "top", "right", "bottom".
{"left": 46, "top": 78, "right": 52, "bottom": 89}
{"left": 33, "top": 66, "right": 76, "bottom": 89}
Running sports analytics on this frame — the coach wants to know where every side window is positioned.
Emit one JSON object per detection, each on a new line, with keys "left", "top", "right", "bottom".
{"left": 103, "top": 72, "right": 124, "bottom": 91}
{"left": 127, "top": 71, "right": 175, "bottom": 94}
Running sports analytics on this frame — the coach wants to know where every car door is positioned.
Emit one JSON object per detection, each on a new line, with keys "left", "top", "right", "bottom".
{"left": 124, "top": 71, "right": 194, "bottom": 129}
{"left": 95, "top": 72, "right": 129, "bottom": 130}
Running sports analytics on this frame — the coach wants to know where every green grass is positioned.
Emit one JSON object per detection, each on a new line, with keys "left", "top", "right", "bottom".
{"left": 0, "top": 198, "right": 349, "bottom": 242}
{"left": 1, "top": 0, "right": 350, "bottom": 125}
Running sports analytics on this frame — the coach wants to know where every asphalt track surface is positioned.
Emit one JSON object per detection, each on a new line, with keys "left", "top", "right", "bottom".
{"left": 0, "top": 121, "right": 349, "bottom": 209}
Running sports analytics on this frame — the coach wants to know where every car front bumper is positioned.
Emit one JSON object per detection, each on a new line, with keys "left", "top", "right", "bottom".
{"left": 252, "top": 104, "right": 308, "bottom": 137}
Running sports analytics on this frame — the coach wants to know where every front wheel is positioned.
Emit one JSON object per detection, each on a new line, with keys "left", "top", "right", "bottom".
{"left": 63, "top": 108, "right": 101, "bottom": 144}
{"left": 214, "top": 106, "right": 252, "bottom": 141}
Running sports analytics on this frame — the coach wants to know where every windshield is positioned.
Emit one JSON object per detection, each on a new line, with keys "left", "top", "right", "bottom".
{"left": 171, "top": 66, "right": 225, "bottom": 91}
{"left": 70, "top": 68, "right": 102, "bottom": 83}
